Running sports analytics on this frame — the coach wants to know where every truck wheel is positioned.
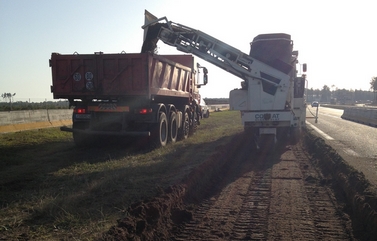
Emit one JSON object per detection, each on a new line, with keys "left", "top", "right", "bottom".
{"left": 152, "top": 111, "right": 168, "bottom": 147}
{"left": 178, "top": 111, "right": 189, "bottom": 140}
{"left": 189, "top": 112, "right": 198, "bottom": 136}
{"left": 169, "top": 112, "right": 178, "bottom": 143}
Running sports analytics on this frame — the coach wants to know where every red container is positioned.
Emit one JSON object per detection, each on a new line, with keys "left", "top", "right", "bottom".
{"left": 50, "top": 52, "right": 198, "bottom": 100}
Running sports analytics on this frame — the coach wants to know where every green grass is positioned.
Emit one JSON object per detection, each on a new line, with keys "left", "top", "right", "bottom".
{"left": 0, "top": 110, "right": 243, "bottom": 240}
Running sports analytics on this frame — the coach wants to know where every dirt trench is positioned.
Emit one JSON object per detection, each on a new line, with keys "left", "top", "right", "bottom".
{"left": 103, "top": 130, "right": 377, "bottom": 240}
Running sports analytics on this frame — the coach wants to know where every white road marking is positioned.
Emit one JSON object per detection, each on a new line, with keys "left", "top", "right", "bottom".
{"left": 306, "top": 121, "right": 361, "bottom": 157}
{"left": 343, "top": 148, "right": 361, "bottom": 157}
{"left": 320, "top": 113, "right": 342, "bottom": 119}
{"left": 306, "top": 121, "right": 334, "bottom": 140}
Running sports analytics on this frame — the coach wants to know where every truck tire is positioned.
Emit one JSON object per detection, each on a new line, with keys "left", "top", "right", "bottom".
{"left": 169, "top": 111, "right": 178, "bottom": 143}
{"left": 152, "top": 111, "right": 168, "bottom": 147}
{"left": 178, "top": 111, "right": 189, "bottom": 140}
{"left": 189, "top": 112, "right": 198, "bottom": 136}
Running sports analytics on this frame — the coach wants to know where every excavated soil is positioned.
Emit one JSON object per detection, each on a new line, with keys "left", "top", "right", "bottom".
{"left": 103, "top": 129, "right": 377, "bottom": 240}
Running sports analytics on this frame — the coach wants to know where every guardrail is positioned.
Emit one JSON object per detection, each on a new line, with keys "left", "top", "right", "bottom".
{"left": 208, "top": 104, "right": 229, "bottom": 111}
{"left": 321, "top": 104, "right": 377, "bottom": 127}
{"left": 0, "top": 109, "right": 72, "bottom": 133}
{"left": 0, "top": 106, "right": 231, "bottom": 134}
{"left": 1, "top": 104, "right": 375, "bottom": 133}
{"left": 341, "top": 107, "right": 377, "bottom": 127}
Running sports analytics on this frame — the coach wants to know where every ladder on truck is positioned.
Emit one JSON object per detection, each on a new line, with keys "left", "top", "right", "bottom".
{"left": 141, "top": 12, "right": 291, "bottom": 89}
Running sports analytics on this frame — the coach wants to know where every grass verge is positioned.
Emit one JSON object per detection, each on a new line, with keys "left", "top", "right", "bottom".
{"left": 0, "top": 110, "right": 243, "bottom": 240}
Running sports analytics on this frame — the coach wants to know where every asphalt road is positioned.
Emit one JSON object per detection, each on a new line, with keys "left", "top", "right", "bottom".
{"left": 306, "top": 105, "right": 377, "bottom": 187}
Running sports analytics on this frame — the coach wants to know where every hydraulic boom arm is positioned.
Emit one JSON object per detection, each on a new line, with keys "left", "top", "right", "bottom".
{"left": 140, "top": 11, "right": 308, "bottom": 148}
{"left": 141, "top": 10, "right": 292, "bottom": 88}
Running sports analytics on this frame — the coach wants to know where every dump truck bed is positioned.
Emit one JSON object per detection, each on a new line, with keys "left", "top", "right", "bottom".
{"left": 50, "top": 52, "right": 196, "bottom": 100}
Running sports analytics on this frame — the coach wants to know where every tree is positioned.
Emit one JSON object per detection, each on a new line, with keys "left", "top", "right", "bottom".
{"left": 320, "top": 85, "right": 331, "bottom": 102}
{"left": 1, "top": 93, "right": 16, "bottom": 110}
{"left": 370, "top": 77, "right": 377, "bottom": 104}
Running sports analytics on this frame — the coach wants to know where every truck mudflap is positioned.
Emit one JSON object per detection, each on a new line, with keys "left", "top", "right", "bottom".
{"left": 60, "top": 126, "right": 151, "bottom": 137}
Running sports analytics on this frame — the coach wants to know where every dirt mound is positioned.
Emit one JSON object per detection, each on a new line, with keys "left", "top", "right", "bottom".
{"left": 103, "top": 130, "right": 377, "bottom": 240}
{"left": 304, "top": 130, "right": 377, "bottom": 240}
{"left": 104, "top": 185, "right": 188, "bottom": 240}
{"left": 102, "top": 132, "right": 248, "bottom": 240}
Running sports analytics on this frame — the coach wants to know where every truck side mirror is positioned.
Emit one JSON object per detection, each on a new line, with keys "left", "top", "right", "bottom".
{"left": 302, "top": 63, "right": 307, "bottom": 72}
{"left": 203, "top": 74, "right": 208, "bottom": 85}
{"left": 197, "top": 66, "right": 208, "bottom": 87}
{"left": 203, "top": 67, "right": 208, "bottom": 85}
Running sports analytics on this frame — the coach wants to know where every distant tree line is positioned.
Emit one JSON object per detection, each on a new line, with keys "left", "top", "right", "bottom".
{"left": 306, "top": 77, "right": 377, "bottom": 105}
{"left": 2, "top": 76, "right": 377, "bottom": 111}
{"left": 203, "top": 98, "right": 229, "bottom": 105}
{"left": 0, "top": 100, "right": 69, "bottom": 111}
{"left": 307, "top": 86, "right": 375, "bottom": 105}
{"left": 371, "top": 77, "right": 377, "bottom": 103}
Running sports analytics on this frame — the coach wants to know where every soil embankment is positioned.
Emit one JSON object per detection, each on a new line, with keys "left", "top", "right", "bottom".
{"left": 104, "top": 130, "right": 377, "bottom": 240}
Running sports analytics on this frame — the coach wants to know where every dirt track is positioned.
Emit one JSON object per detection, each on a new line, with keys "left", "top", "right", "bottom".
{"left": 104, "top": 130, "right": 377, "bottom": 240}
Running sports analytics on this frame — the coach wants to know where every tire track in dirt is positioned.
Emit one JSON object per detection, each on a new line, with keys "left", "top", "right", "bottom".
{"left": 230, "top": 167, "right": 271, "bottom": 240}
{"left": 172, "top": 142, "right": 354, "bottom": 240}
{"left": 173, "top": 139, "right": 268, "bottom": 240}
{"left": 293, "top": 145, "right": 354, "bottom": 240}
{"left": 266, "top": 145, "right": 353, "bottom": 240}
{"left": 173, "top": 157, "right": 273, "bottom": 240}
{"left": 104, "top": 130, "right": 377, "bottom": 240}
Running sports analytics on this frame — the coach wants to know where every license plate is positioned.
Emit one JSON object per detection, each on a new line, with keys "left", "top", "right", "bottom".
{"left": 75, "top": 114, "right": 91, "bottom": 119}
{"left": 88, "top": 105, "right": 129, "bottom": 112}
{"left": 259, "top": 128, "right": 276, "bottom": 135}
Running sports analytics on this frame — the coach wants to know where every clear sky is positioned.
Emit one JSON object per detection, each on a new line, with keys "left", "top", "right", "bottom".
{"left": 1, "top": 0, "right": 376, "bottom": 102}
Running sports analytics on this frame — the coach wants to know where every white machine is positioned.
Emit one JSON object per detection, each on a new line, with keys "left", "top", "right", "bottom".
{"left": 142, "top": 10, "right": 307, "bottom": 148}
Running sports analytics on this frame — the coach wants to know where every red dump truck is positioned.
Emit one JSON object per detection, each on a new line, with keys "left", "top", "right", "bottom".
{"left": 49, "top": 52, "right": 208, "bottom": 146}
